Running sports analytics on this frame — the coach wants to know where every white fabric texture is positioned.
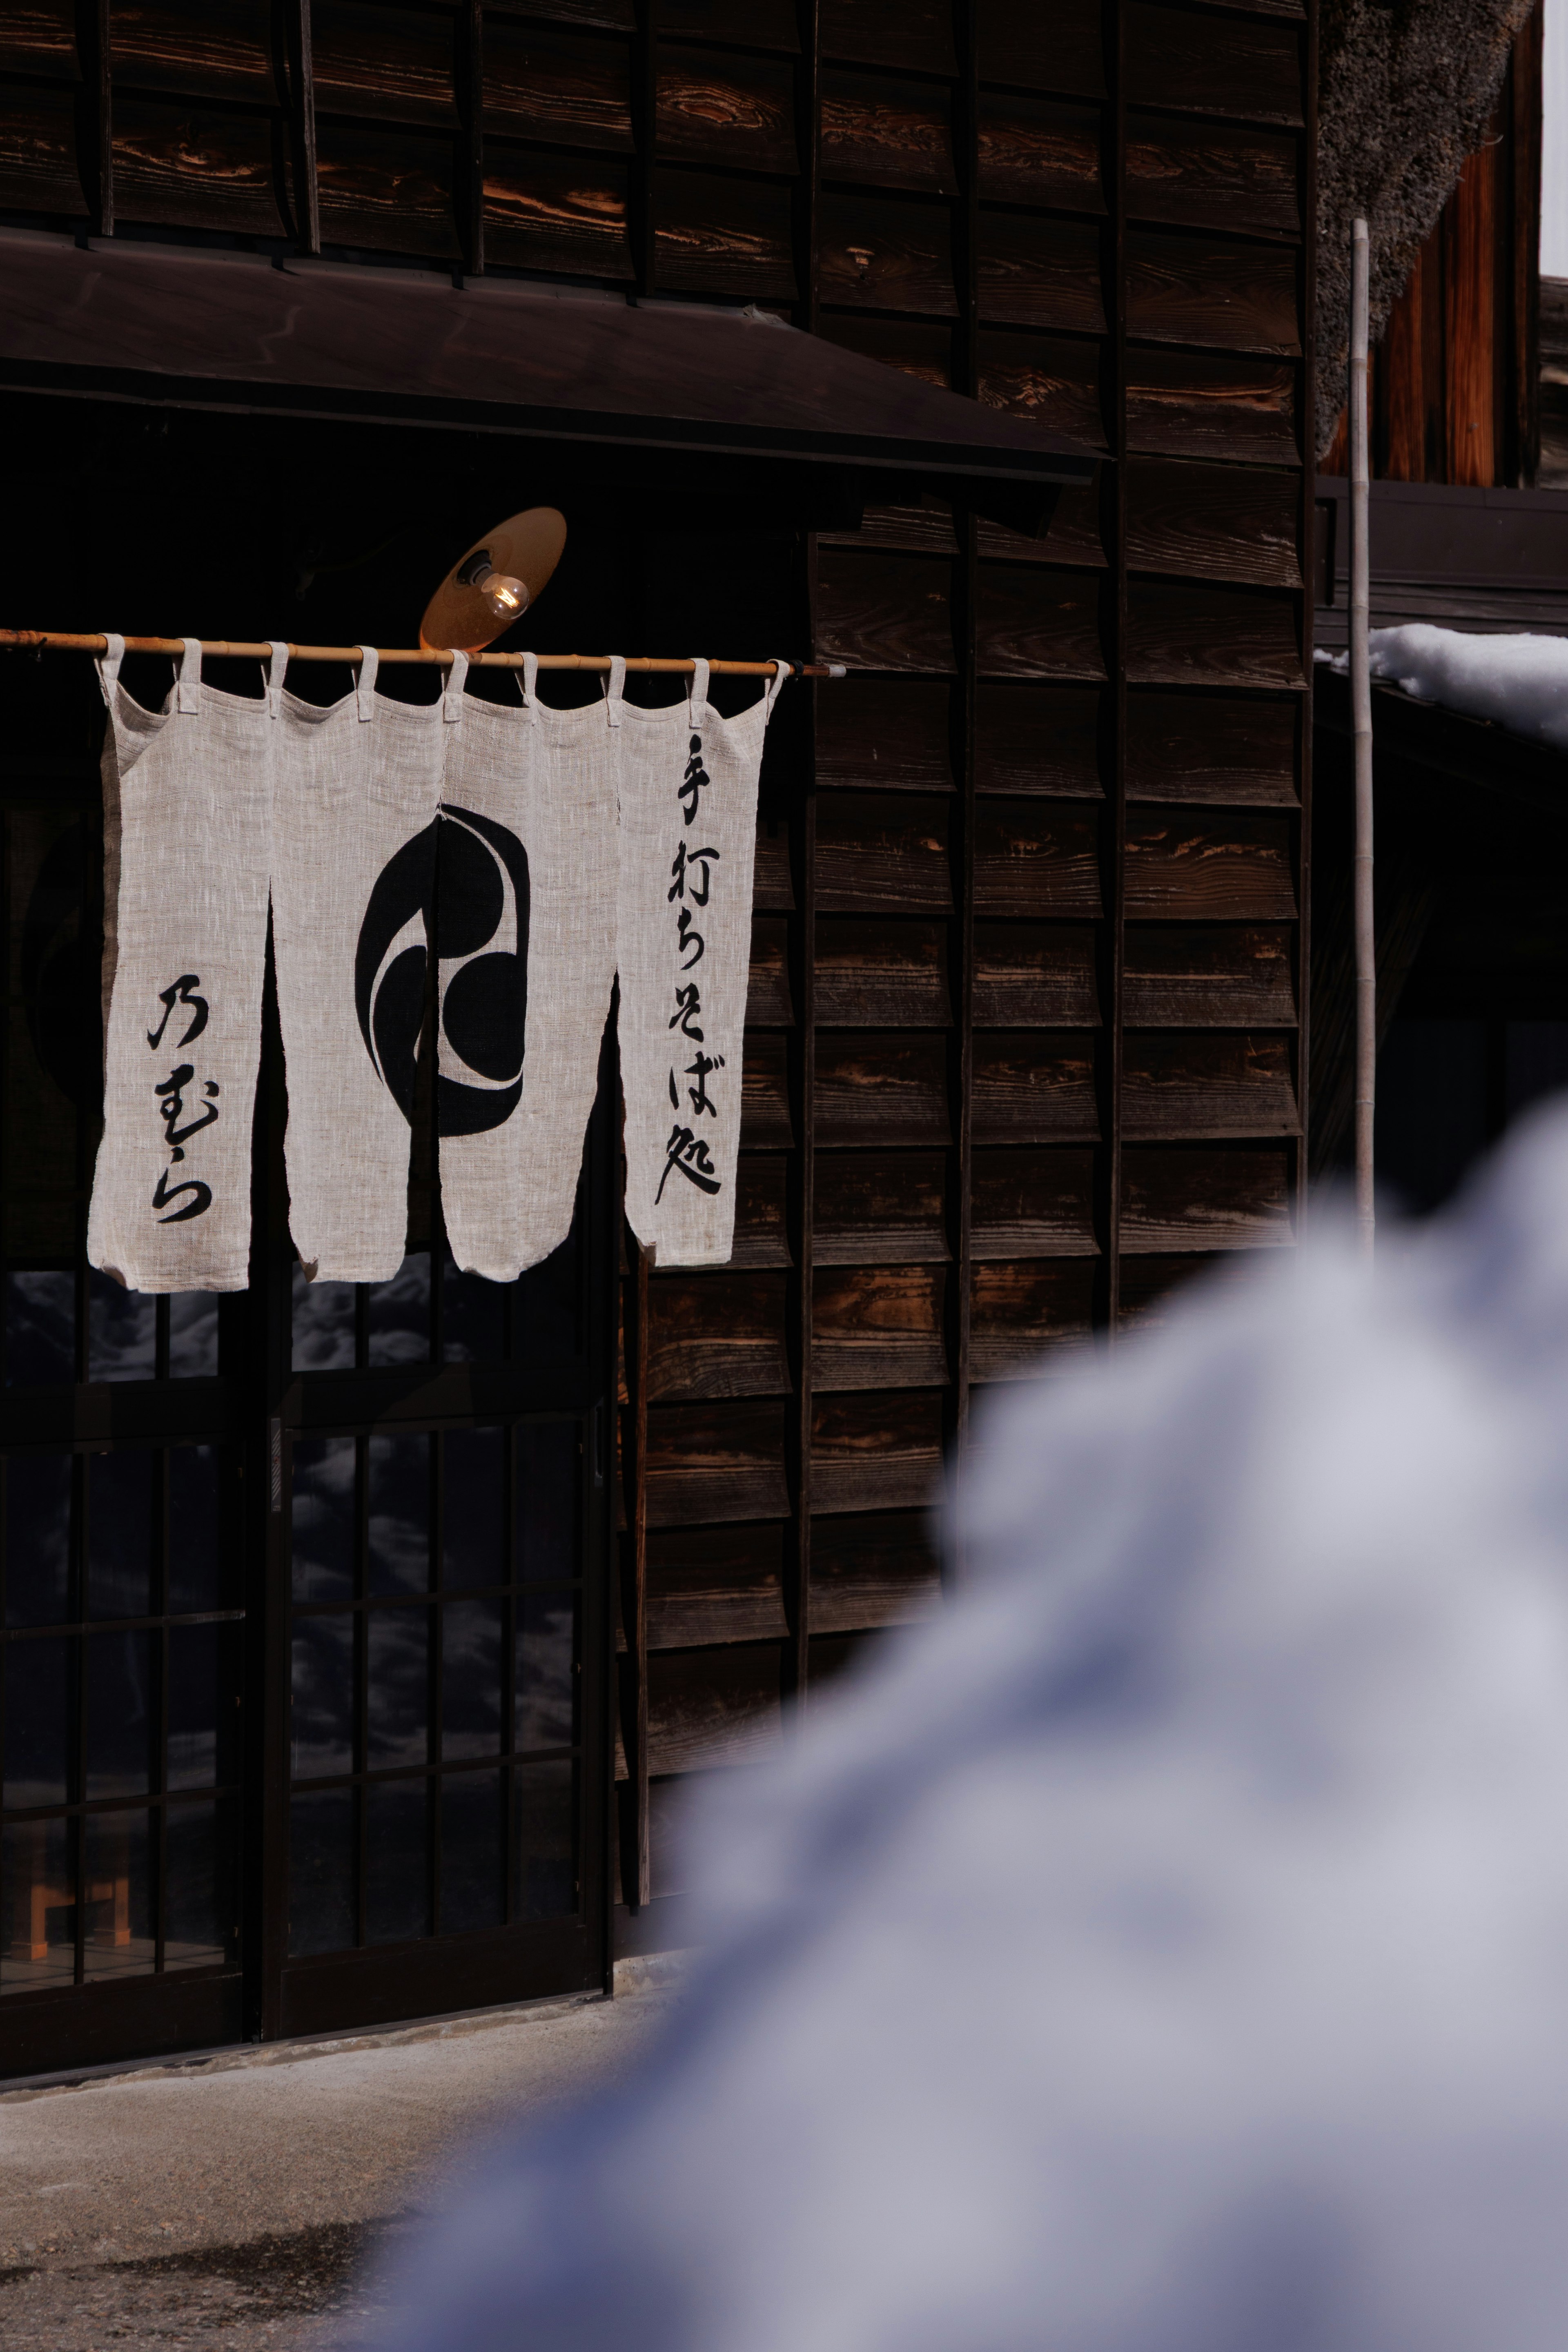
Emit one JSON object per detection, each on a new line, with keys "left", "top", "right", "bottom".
{"left": 89, "top": 637, "right": 274, "bottom": 1292}
{"left": 270, "top": 648, "right": 459, "bottom": 1284}
{"left": 617, "top": 660, "right": 785, "bottom": 1267}
{"left": 436, "top": 653, "right": 619, "bottom": 1281}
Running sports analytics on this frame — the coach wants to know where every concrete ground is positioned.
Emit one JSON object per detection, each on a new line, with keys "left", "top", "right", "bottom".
{"left": 0, "top": 1960, "right": 680, "bottom": 2350}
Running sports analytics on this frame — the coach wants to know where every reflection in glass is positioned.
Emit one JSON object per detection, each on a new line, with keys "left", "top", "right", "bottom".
{"left": 4, "top": 1449, "right": 71, "bottom": 1626}
{"left": 517, "top": 1423, "right": 579, "bottom": 1581}
{"left": 86, "top": 1450, "right": 154, "bottom": 1619}
{"left": 515, "top": 1757, "right": 577, "bottom": 1920}
{"left": 85, "top": 1628, "right": 156, "bottom": 1797}
{"left": 368, "top": 1253, "right": 430, "bottom": 1367}
{"left": 516, "top": 1592, "right": 577, "bottom": 1753}
{"left": 368, "top": 1434, "right": 429, "bottom": 1595}
{"left": 82, "top": 1807, "right": 154, "bottom": 1980}
{"left": 441, "top": 1597, "right": 503, "bottom": 1760}
{"left": 169, "top": 1443, "right": 223, "bottom": 1613}
{"left": 440, "top": 1768, "right": 502, "bottom": 1935}
{"left": 365, "top": 1778, "right": 429, "bottom": 1944}
{"left": 289, "top": 1787, "right": 356, "bottom": 1956}
{"left": 169, "top": 1293, "right": 219, "bottom": 1378}
{"left": 87, "top": 1270, "right": 155, "bottom": 1383}
{"left": 4, "top": 1269, "right": 75, "bottom": 1388}
{"left": 168, "top": 1622, "right": 225, "bottom": 1790}
{"left": 165, "top": 1796, "right": 236, "bottom": 1971}
{"left": 0, "top": 1816, "right": 74, "bottom": 1992}
{"left": 3, "top": 1633, "right": 72, "bottom": 1808}
{"left": 442, "top": 1428, "right": 504, "bottom": 1588}
{"left": 292, "top": 1437, "right": 356, "bottom": 1604}
{"left": 291, "top": 1615, "right": 354, "bottom": 1780}
{"left": 367, "top": 1607, "right": 429, "bottom": 1769}
{"left": 442, "top": 1251, "right": 503, "bottom": 1363}
{"left": 516, "top": 1229, "right": 579, "bottom": 1359}
{"left": 292, "top": 1265, "right": 355, "bottom": 1371}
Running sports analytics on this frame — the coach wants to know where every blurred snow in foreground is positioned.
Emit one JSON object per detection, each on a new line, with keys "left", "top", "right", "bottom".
{"left": 1325, "top": 621, "right": 1568, "bottom": 750}
{"left": 380, "top": 1104, "right": 1568, "bottom": 2352}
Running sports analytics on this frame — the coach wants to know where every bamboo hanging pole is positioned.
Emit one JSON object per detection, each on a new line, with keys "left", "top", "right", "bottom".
{"left": 1349, "top": 217, "right": 1375, "bottom": 1261}
{"left": 0, "top": 631, "right": 842, "bottom": 678}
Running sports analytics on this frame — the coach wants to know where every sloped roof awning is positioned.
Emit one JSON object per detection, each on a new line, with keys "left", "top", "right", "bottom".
{"left": 0, "top": 230, "right": 1099, "bottom": 494}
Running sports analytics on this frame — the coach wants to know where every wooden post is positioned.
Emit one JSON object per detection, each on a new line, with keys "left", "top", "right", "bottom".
{"left": 1350, "top": 216, "right": 1375, "bottom": 1258}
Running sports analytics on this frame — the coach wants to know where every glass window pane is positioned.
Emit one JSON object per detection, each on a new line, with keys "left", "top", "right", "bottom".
{"left": 439, "top": 1768, "right": 502, "bottom": 1936}
{"left": 516, "top": 1423, "right": 579, "bottom": 1581}
{"left": 368, "top": 1252, "right": 430, "bottom": 1366}
{"left": 3, "top": 1633, "right": 73, "bottom": 1808}
{"left": 292, "top": 1437, "right": 356, "bottom": 1604}
{"left": 86, "top": 1450, "right": 154, "bottom": 1620}
{"left": 365, "top": 1778, "right": 429, "bottom": 1945}
{"left": 1, "top": 1817, "right": 74, "bottom": 1993}
{"left": 82, "top": 1808, "right": 154, "bottom": 1981}
{"left": 87, "top": 1270, "right": 155, "bottom": 1383}
{"left": 516, "top": 1591, "right": 577, "bottom": 1754}
{"left": 367, "top": 1607, "right": 430, "bottom": 1771}
{"left": 516, "top": 1227, "right": 579, "bottom": 1360}
{"left": 289, "top": 1788, "right": 356, "bottom": 1957}
{"left": 292, "top": 1265, "right": 355, "bottom": 1371}
{"left": 442, "top": 1428, "right": 504, "bottom": 1589}
{"left": 169, "top": 1293, "right": 219, "bottom": 1378}
{"left": 4, "top": 1268, "right": 75, "bottom": 1388}
{"left": 291, "top": 1614, "right": 355, "bottom": 1780}
{"left": 4, "top": 1449, "right": 72, "bottom": 1626}
{"left": 514, "top": 1757, "right": 577, "bottom": 1921}
{"left": 441, "top": 1597, "right": 503, "bottom": 1762}
{"left": 368, "top": 1434, "right": 429, "bottom": 1595}
{"left": 168, "top": 1622, "right": 236, "bottom": 1791}
{"left": 165, "top": 1795, "right": 238, "bottom": 1972}
{"left": 85, "top": 1629, "right": 156, "bottom": 1799}
{"left": 169, "top": 1442, "right": 224, "bottom": 1613}
{"left": 443, "top": 1253, "right": 504, "bottom": 1363}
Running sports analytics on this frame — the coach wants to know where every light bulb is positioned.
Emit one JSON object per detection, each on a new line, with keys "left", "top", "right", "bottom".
{"left": 477, "top": 567, "right": 528, "bottom": 619}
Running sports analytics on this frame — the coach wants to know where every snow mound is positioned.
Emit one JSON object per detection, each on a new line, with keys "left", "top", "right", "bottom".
{"left": 1330, "top": 621, "right": 1568, "bottom": 751}
{"left": 380, "top": 1104, "right": 1568, "bottom": 2352}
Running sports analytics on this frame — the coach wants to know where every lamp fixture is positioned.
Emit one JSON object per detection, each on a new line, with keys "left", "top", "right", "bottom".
{"left": 420, "top": 507, "right": 568, "bottom": 654}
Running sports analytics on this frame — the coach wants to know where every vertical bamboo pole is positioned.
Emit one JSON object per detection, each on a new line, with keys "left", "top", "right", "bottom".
{"left": 1350, "top": 216, "right": 1375, "bottom": 1258}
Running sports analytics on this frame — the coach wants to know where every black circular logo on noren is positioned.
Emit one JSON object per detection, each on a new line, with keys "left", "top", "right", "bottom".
{"left": 355, "top": 807, "right": 529, "bottom": 1137}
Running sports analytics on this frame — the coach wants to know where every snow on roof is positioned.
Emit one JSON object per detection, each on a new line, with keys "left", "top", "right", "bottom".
{"left": 1323, "top": 621, "right": 1568, "bottom": 751}
{"left": 381, "top": 1105, "right": 1568, "bottom": 2352}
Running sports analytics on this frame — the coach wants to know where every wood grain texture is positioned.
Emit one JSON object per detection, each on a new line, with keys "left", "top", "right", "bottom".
{"left": 977, "top": 330, "right": 1107, "bottom": 450}
{"left": 974, "top": 565, "right": 1106, "bottom": 681}
{"left": 810, "top": 1390, "right": 945, "bottom": 1515}
{"left": 813, "top": 1264, "right": 949, "bottom": 1390}
{"left": 821, "top": 71, "right": 954, "bottom": 193}
{"left": 822, "top": 0, "right": 956, "bottom": 76}
{"left": 817, "top": 550, "right": 956, "bottom": 674}
{"left": 747, "top": 916, "right": 794, "bottom": 1025}
{"left": 973, "top": 1031, "right": 1100, "bottom": 1142}
{"left": 0, "top": 87, "right": 82, "bottom": 214}
{"left": 814, "top": 677, "right": 955, "bottom": 793}
{"left": 1126, "top": 457, "right": 1300, "bottom": 587}
{"left": 1118, "top": 1249, "right": 1278, "bottom": 1332}
{"left": 1125, "top": 810, "right": 1296, "bottom": 920}
{"left": 977, "top": 214, "right": 1106, "bottom": 332}
{"left": 647, "top": 1523, "right": 788, "bottom": 1648}
{"left": 978, "top": 95, "right": 1105, "bottom": 210}
{"left": 311, "top": 2, "right": 457, "bottom": 124}
{"left": 821, "top": 501, "right": 958, "bottom": 555}
{"left": 976, "top": 683, "right": 1105, "bottom": 796}
{"left": 978, "top": 486, "right": 1106, "bottom": 569}
{"left": 974, "top": 922, "right": 1102, "bottom": 1025}
{"left": 1126, "top": 348, "right": 1298, "bottom": 463}
{"left": 1126, "top": 115, "right": 1298, "bottom": 236}
{"left": 816, "top": 1033, "right": 951, "bottom": 1147}
{"left": 753, "top": 820, "right": 795, "bottom": 911}
{"left": 483, "top": 21, "right": 632, "bottom": 148}
{"left": 487, "top": 0, "right": 633, "bottom": 27}
{"left": 1120, "top": 1144, "right": 1292, "bottom": 1251}
{"left": 729, "top": 1156, "right": 791, "bottom": 1267}
{"left": 813, "top": 310, "right": 955, "bottom": 389}
{"left": 977, "top": 0, "right": 1106, "bottom": 97}
{"left": 809, "top": 1509, "right": 941, "bottom": 1633}
{"left": 483, "top": 150, "right": 633, "bottom": 275}
{"left": 814, "top": 918, "right": 952, "bottom": 1025}
{"left": 644, "top": 1400, "right": 790, "bottom": 1526}
{"left": 975, "top": 803, "right": 1103, "bottom": 917}
{"left": 646, "top": 1270, "right": 791, "bottom": 1400}
{"left": 646, "top": 1642, "right": 784, "bottom": 1772}
{"left": 110, "top": 0, "right": 274, "bottom": 100}
{"left": 1121, "top": 1031, "right": 1298, "bottom": 1138}
{"left": 1125, "top": 4, "right": 1303, "bottom": 125}
{"left": 739, "top": 1031, "right": 793, "bottom": 1147}
{"left": 818, "top": 192, "right": 957, "bottom": 315}
{"left": 1127, "top": 230, "right": 1299, "bottom": 354}
{"left": 814, "top": 1152, "right": 949, "bottom": 1265}
{"left": 815, "top": 793, "right": 952, "bottom": 914}
{"left": 654, "top": 167, "right": 796, "bottom": 298}
{"left": 658, "top": 53, "right": 796, "bottom": 172}
{"left": 1125, "top": 690, "right": 1297, "bottom": 804}
{"left": 1123, "top": 923, "right": 1298, "bottom": 1024}
{"left": 969, "top": 1258, "right": 1096, "bottom": 1377}
{"left": 971, "top": 1146, "right": 1099, "bottom": 1257}
{"left": 1126, "top": 581, "right": 1303, "bottom": 689}
{"left": 115, "top": 98, "right": 290, "bottom": 235}
{"left": 1, "top": 0, "right": 78, "bottom": 78}
{"left": 662, "top": 0, "right": 799, "bottom": 47}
